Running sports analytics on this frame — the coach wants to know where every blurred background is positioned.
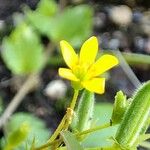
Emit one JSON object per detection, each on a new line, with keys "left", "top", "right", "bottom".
{"left": 0, "top": 0, "right": 150, "bottom": 149}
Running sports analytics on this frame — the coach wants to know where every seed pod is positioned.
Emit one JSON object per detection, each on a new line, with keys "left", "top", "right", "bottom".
{"left": 111, "top": 91, "right": 127, "bottom": 125}
{"left": 71, "top": 90, "right": 94, "bottom": 134}
{"left": 115, "top": 81, "right": 150, "bottom": 149}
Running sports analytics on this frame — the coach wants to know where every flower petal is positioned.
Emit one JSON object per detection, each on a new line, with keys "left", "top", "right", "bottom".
{"left": 82, "top": 78, "right": 105, "bottom": 94}
{"left": 88, "top": 54, "right": 119, "bottom": 77}
{"left": 60, "top": 40, "right": 78, "bottom": 69}
{"left": 79, "top": 36, "right": 98, "bottom": 65}
{"left": 59, "top": 68, "right": 79, "bottom": 81}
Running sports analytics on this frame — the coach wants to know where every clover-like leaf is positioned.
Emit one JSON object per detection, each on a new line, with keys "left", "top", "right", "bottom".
{"left": 1, "top": 23, "right": 44, "bottom": 75}
{"left": 48, "top": 5, "right": 93, "bottom": 47}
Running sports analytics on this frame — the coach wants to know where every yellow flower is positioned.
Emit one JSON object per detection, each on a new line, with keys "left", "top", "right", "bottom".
{"left": 58, "top": 36, "right": 119, "bottom": 94}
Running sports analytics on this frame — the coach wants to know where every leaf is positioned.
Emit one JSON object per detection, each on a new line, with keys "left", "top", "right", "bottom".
{"left": 5, "top": 112, "right": 51, "bottom": 148}
{"left": 111, "top": 91, "right": 127, "bottom": 125}
{"left": 48, "top": 5, "right": 93, "bottom": 47}
{"left": 1, "top": 23, "right": 44, "bottom": 75}
{"left": 61, "top": 131, "right": 84, "bottom": 150}
{"left": 4, "top": 123, "right": 30, "bottom": 149}
{"left": 26, "top": 0, "right": 57, "bottom": 35}
{"left": 82, "top": 103, "right": 118, "bottom": 148}
{"left": 26, "top": 4, "right": 93, "bottom": 47}
{"left": 37, "top": 0, "right": 58, "bottom": 16}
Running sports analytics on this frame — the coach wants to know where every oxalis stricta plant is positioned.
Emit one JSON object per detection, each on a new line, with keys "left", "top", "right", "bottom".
{"left": 34, "top": 37, "right": 150, "bottom": 150}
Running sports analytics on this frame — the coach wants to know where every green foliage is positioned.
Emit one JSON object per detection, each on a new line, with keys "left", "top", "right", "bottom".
{"left": 4, "top": 123, "right": 30, "bottom": 150}
{"left": 115, "top": 81, "right": 150, "bottom": 149}
{"left": 4, "top": 112, "right": 50, "bottom": 148}
{"left": 27, "top": 1, "right": 93, "bottom": 47}
{"left": 1, "top": 23, "right": 44, "bottom": 75}
{"left": 47, "top": 5, "right": 93, "bottom": 47}
{"left": 61, "top": 131, "right": 84, "bottom": 150}
{"left": 82, "top": 103, "right": 118, "bottom": 148}
{"left": 36, "top": 0, "right": 58, "bottom": 16}
{"left": 111, "top": 91, "right": 127, "bottom": 125}
{"left": 26, "top": 0, "right": 58, "bottom": 35}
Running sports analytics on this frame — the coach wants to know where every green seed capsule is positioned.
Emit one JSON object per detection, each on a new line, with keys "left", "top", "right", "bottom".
{"left": 71, "top": 90, "right": 94, "bottom": 134}
{"left": 111, "top": 91, "right": 127, "bottom": 125}
{"left": 115, "top": 81, "right": 150, "bottom": 149}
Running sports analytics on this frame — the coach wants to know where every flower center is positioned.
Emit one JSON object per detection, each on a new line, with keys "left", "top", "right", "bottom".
{"left": 72, "top": 63, "right": 91, "bottom": 81}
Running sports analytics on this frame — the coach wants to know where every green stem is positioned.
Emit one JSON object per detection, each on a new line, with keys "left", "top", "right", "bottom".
{"left": 76, "top": 122, "right": 112, "bottom": 137}
{"left": 34, "top": 139, "right": 61, "bottom": 150}
{"left": 47, "top": 115, "right": 67, "bottom": 143}
{"left": 70, "top": 90, "right": 79, "bottom": 110}
{"left": 63, "top": 90, "right": 79, "bottom": 130}
{"left": 122, "top": 52, "right": 150, "bottom": 66}
{"left": 39, "top": 90, "right": 79, "bottom": 149}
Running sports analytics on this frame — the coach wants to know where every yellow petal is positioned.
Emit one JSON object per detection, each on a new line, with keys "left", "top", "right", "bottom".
{"left": 60, "top": 40, "right": 78, "bottom": 69}
{"left": 59, "top": 68, "right": 79, "bottom": 81}
{"left": 88, "top": 54, "right": 119, "bottom": 77}
{"left": 82, "top": 78, "right": 105, "bottom": 94}
{"left": 79, "top": 36, "right": 98, "bottom": 65}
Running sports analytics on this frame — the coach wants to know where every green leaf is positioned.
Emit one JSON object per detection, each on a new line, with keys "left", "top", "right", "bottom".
{"left": 26, "top": 0, "right": 57, "bottom": 35}
{"left": 1, "top": 23, "right": 44, "bottom": 75}
{"left": 61, "top": 131, "right": 84, "bottom": 150}
{"left": 5, "top": 112, "right": 50, "bottom": 148}
{"left": 37, "top": 0, "right": 58, "bottom": 16}
{"left": 48, "top": 5, "right": 93, "bottom": 47}
{"left": 82, "top": 103, "right": 118, "bottom": 148}
{"left": 111, "top": 91, "right": 127, "bottom": 125}
{"left": 4, "top": 123, "right": 30, "bottom": 150}
{"left": 27, "top": 4, "right": 93, "bottom": 47}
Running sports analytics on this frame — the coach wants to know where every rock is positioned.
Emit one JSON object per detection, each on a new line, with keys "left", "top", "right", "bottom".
{"left": 0, "top": 0, "right": 38, "bottom": 19}
{"left": 108, "top": 38, "right": 120, "bottom": 49}
{"left": 109, "top": 5, "right": 132, "bottom": 26}
{"left": 141, "top": 11, "right": 150, "bottom": 35}
{"left": 134, "top": 36, "right": 145, "bottom": 52}
{"left": 100, "top": 32, "right": 110, "bottom": 49}
{"left": 44, "top": 79, "right": 67, "bottom": 100}
{"left": 145, "top": 38, "right": 150, "bottom": 54}
{"left": 94, "top": 12, "right": 106, "bottom": 29}
{"left": 0, "top": 20, "right": 4, "bottom": 31}
{"left": 132, "top": 10, "right": 143, "bottom": 23}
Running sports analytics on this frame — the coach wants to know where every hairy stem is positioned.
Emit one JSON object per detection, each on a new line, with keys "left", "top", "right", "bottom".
{"left": 76, "top": 122, "right": 112, "bottom": 137}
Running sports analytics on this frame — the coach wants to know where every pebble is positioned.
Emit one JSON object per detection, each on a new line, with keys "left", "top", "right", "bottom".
{"left": 132, "top": 10, "right": 143, "bottom": 23}
{"left": 109, "top": 5, "right": 132, "bottom": 26}
{"left": 100, "top": 32, "right": 110, "bottom": 49}
{"left": 44, "top": 79, "right": 67, "bottom": 100}
{"left": 145, "top": 38, "right": 150, "bottom": 54}
{"left": 134, "top": 36, "right": 145, "bottom": 52}
{"left": 108, "top": 38, "right": 120, "bottom": 49}
{"left": 0, "top": 20, "right": 4, "bottom": 31}
{"left": 141, "top": 11, "right": 150, "bottom": 35}
{"left": 94, "top": 12, "right": 106, "bottom": 29}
